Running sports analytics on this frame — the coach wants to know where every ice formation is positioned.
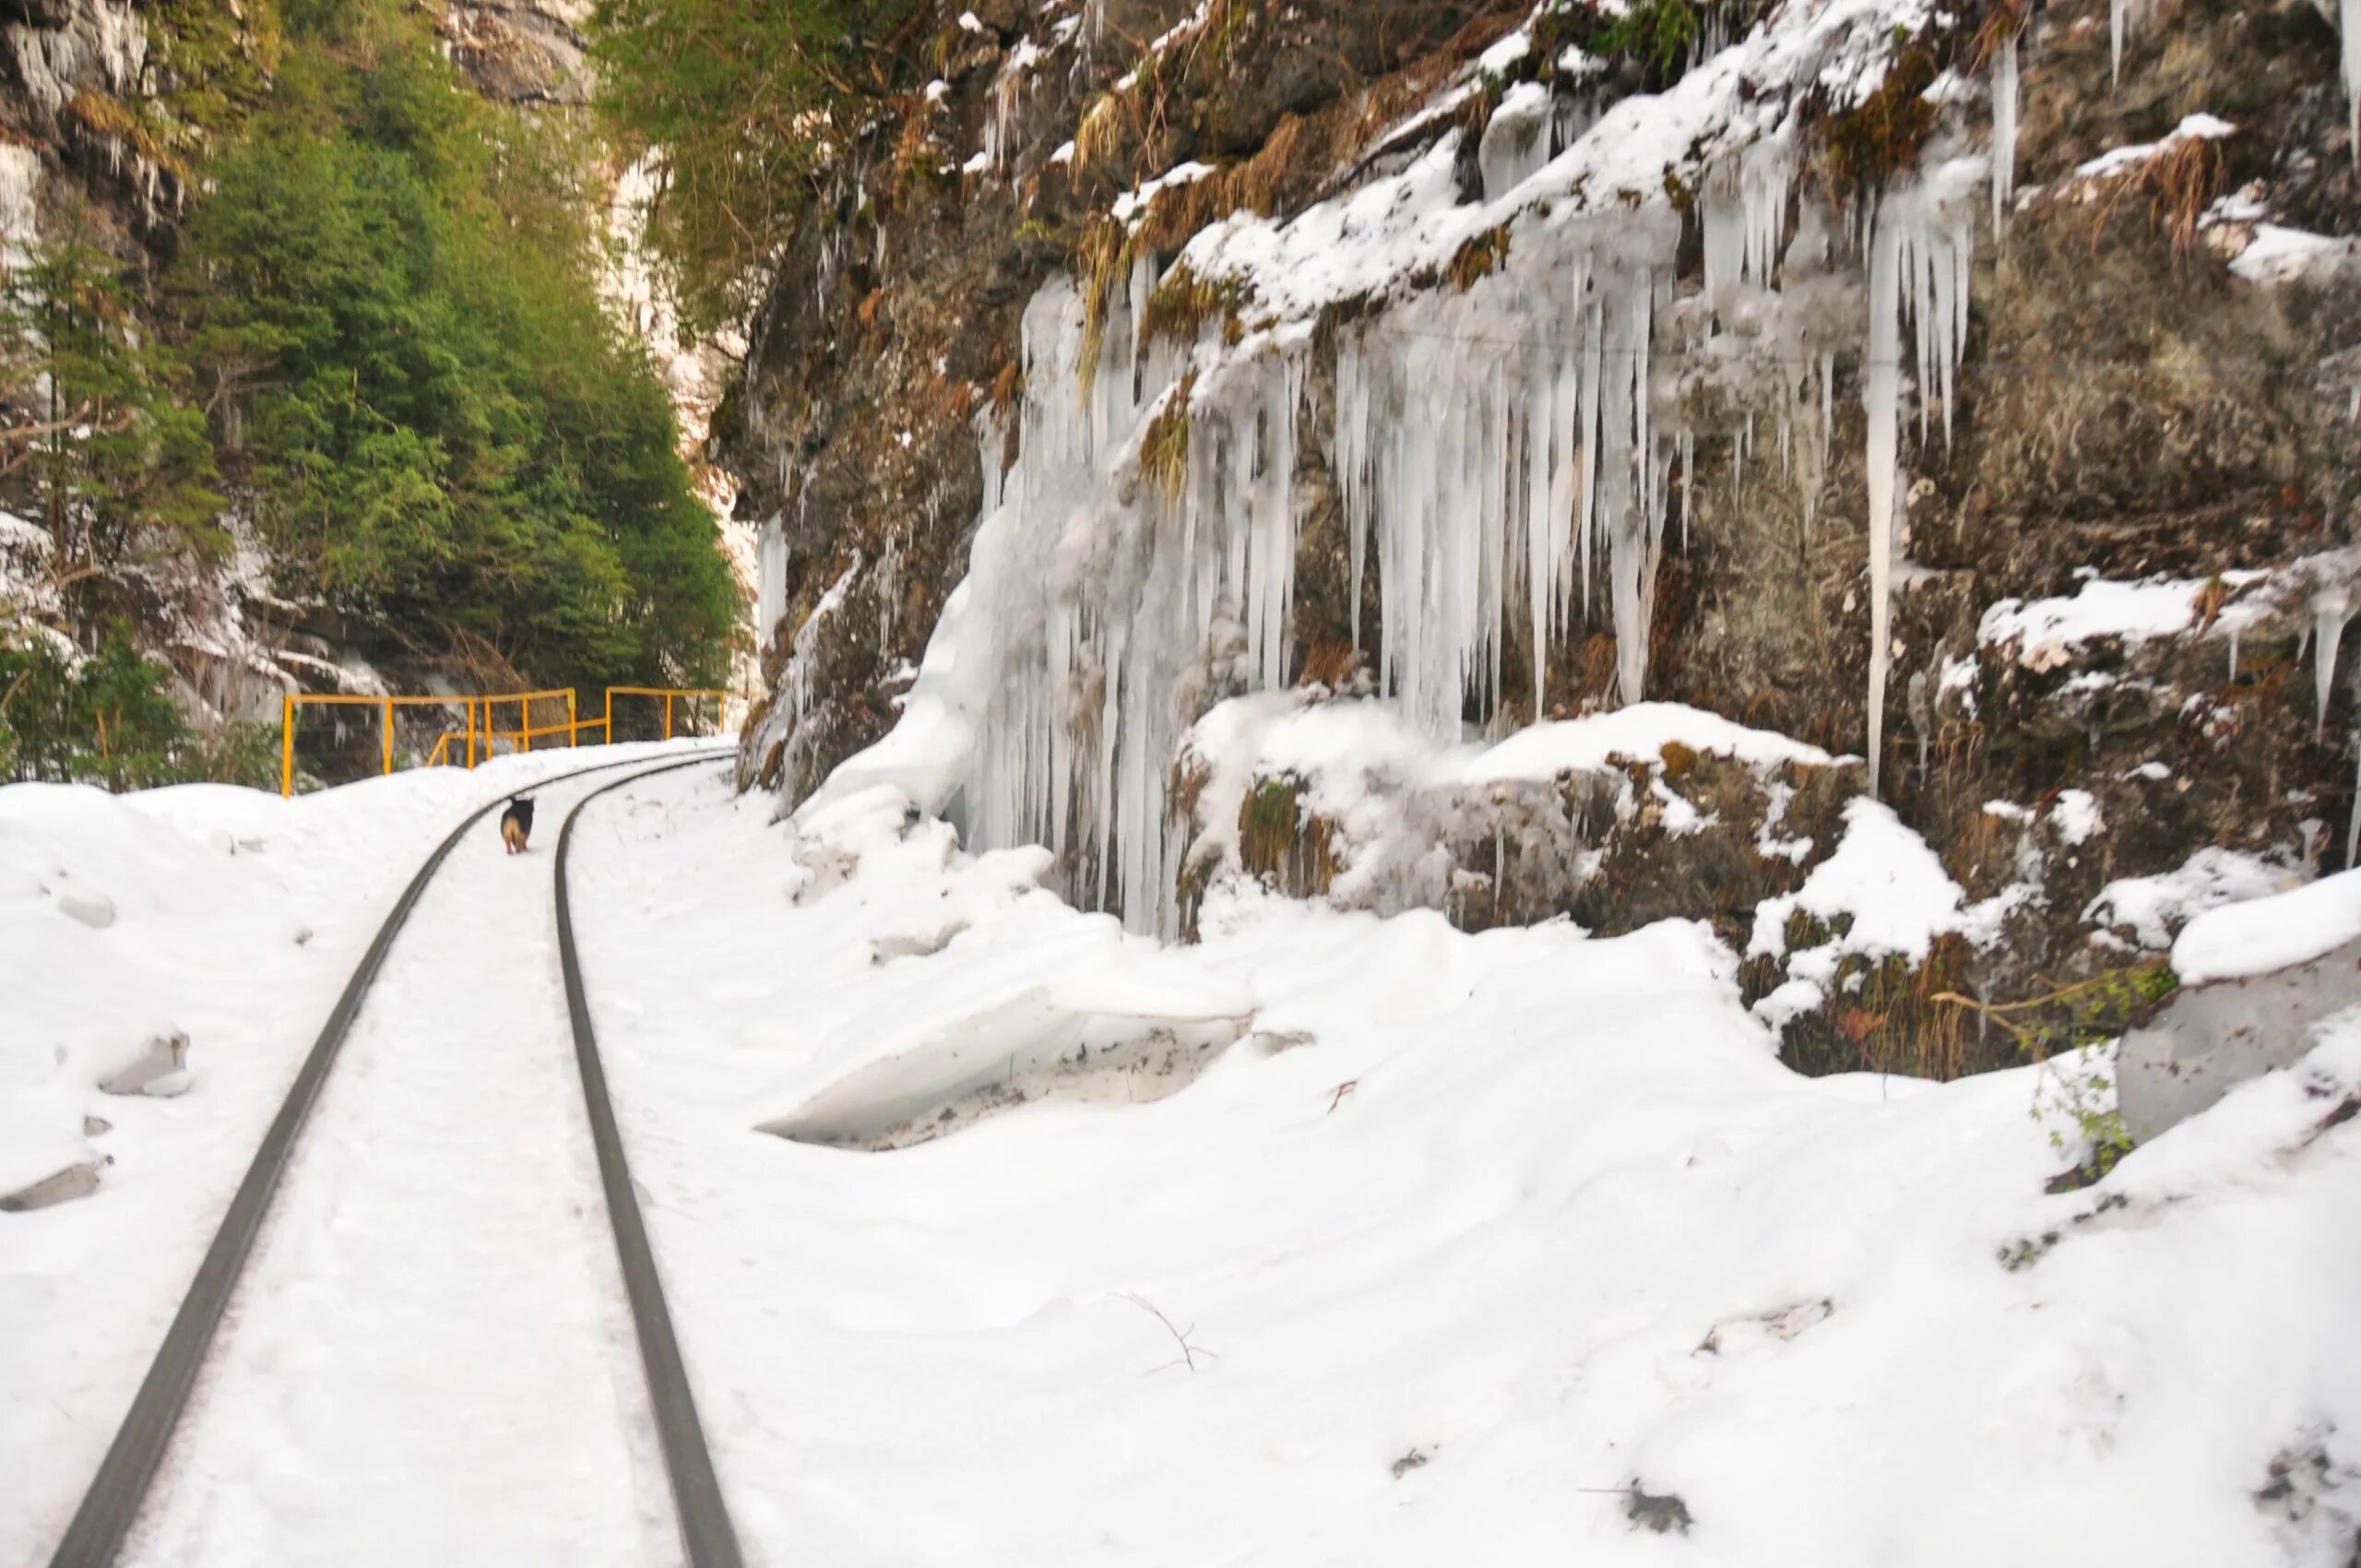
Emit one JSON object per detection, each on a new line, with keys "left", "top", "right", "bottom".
{"left": 1990, "top": 30, "right": 2019, "bottom": 233}
{"left": 2346, "top": 0, "right": 2361, "bottom": 170}
{"left": 861, "top": 270, "right": 1307, "bottom": 932}
{"left": 1860, "top": 160, "right": 1981, "bottom": 795}
{"left": 0, "top": 144, "right": 38, "bottom": 266}
{"left": 2317, "top": 584, "right": 2356, "bottom": 736}
{"left": 755, "top": 513, "right": 789, "bottom": 657}
{"left": 1338, "top": 212, "right": 1680, "bottom": 732}
{"left": 801, "top": 0, "right": 2015, "bottom": 929}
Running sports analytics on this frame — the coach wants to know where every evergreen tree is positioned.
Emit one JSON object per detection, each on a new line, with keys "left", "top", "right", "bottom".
{"left": 0, "top": 214, "right": 223, "bottom": 636}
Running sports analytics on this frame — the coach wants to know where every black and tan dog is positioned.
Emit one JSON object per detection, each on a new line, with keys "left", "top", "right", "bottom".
{"left": 499, "top": 795, "right": 536, "bottom": 855}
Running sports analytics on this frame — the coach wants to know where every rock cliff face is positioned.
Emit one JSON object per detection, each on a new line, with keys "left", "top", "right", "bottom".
{"left": 720, "top": 0, "right": 2361, "bottom": 1075}
{"left": 2, "top": 0, "right": 178, "bottom": 255}
{"left": 438, "top": 0, "right": 594, "bottom": 104}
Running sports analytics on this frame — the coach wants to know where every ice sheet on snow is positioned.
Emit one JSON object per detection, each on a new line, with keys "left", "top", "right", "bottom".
{"left": 2173, "top": 866, "right": 2361, "bottom": 985}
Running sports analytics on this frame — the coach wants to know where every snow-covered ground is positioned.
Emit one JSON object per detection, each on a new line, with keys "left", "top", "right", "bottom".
{"left": 576, "top": 768, "right": 2361, "bottom": 1567}
{"left": 6, "top": 750, "right": 2360, "bottom": 1565}
{"left": 0, "top": 742, "right": 713, "bottom": 1565}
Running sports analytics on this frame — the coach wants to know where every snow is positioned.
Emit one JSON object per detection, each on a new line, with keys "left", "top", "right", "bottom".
{"left": 2174, "top": 866, "right": 2361, "bottom": 985}
{"left": 1167, "top": 695, "right": 1835, "bottom": 910}
{"left": 2083, "top": 845, "right": 2300, "bottom": 951}
{"left": 1454, "top": 701, "right": 1836, "bottom": 781}
{"left": 572, "top": 766, "right": 2361, "bottom": 1567}
{"left": 1110, "top": 160, "right": 1215, "bottom": 226}
{"left": 2226, "top": 223, "right": 2361, "bottom": 285}
{"left": 2051, "top": 789, "right": 2105, "bottom": 847}
{"left": 1979, "top": 571, "right": 2268, "bottom": 668}
{"left": 1750, "top": 798, "right": 1969, "bottom": 972}
{"left": 1477, "top": 28, "right": 1531, "bottom": 77}
{"left": 11, "top": 750, "right": 2361, "bottom": 1563}
{"left": 2071, "top": 113, "right": 2236, "bottom": 182}
{"left": 0, "top": 742, "right": 719, "bottom": 1563}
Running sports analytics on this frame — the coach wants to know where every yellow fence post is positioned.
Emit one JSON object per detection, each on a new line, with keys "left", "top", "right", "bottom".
{"left": 382, "top": 696, "right": 395, "bottom": 776}
{"left": 467, "top": 698, "right": 477, "bottom": 768}
{"left": 604, "top": 687, "right": 614, "bottom": 742}
{"left": 566, "top": 689, "right": 579, "bottom": 747}
{"left": 664, "top": 693, "right": 674, "bottom": 740}
{"left": 281, "top": 694, "right": 295, "bottom": 799}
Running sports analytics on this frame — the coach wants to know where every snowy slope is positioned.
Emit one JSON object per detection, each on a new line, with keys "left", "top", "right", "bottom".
{"left": 572, "top": 767, "right": 2361, "bottom": 1567}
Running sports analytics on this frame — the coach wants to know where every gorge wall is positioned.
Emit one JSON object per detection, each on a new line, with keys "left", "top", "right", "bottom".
{"left": 2, "top": 0, "right": 743, "bottom": 762}
{"left": 723, "top": 0, "right": 2361, "bottom": 1075}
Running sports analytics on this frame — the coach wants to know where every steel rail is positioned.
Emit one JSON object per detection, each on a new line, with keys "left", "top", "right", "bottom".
{"left": 553, "top": 757, "right": 744, "bottom": 1568}
{"left": 42, "top": 748, "right": 726, "bottom": 1568}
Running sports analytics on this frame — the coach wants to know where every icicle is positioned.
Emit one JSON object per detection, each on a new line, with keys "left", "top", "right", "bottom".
{"left": 1992, "top": 30, "right": 2021, "bottom": 236}
{"left": 1679, "top": 428, "right": 1695, "bottom": 550}
{"left": 2315, "top": 588, "right": 2356, "bottom": 736}
{"left": 1864, "top": 217, "right": 1904, "bottom": 797}
{"left": 2345, "top": 0, "right": 2361, "bottom": 172}
{"left": 2349, "top": 731, "right": 2361, "bottom": 868}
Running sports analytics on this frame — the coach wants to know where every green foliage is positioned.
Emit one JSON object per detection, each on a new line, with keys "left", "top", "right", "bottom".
{"left": 0, "top": 630, "right": 270, "bottom": 790}
{"left": 589, "top": 0, "right": 927, "bottom": 334}
{"left": 172, "top": 4, "right": 739, "bottom": 693}
{"left": 2032, "top": 1051, "right": 2138, "bottom": 1185}
{"left": 1936, "top": 958, "right": 2178, "bottom": 1060}
{"left": 1593, "top": 0, "right": 1701, "bottom": 87}
{"left": 0, "top": 220, "right": 226, "bottom": 626}
{"left": 1536, "top": 0, "right": 1704, "bottom": 92}
{"left": 150, "top": 0, "right": 285, "bottom": 144}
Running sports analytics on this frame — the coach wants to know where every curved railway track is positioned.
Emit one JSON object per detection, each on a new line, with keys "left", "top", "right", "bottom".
{"left": 42, "top": 750, "right": 742, "bottom": 1568}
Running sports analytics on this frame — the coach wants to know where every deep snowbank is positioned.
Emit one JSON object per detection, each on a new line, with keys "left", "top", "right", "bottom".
{"left": 576, "top": 766, "right": 2361, "bottom": 1566}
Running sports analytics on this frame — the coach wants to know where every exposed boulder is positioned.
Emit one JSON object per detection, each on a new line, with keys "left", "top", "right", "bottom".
{"left": 2120, "top": 870, "right": 2361, "bottom": 1138}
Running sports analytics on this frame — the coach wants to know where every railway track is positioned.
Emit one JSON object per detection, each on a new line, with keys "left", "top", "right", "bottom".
{"left": 41, "top": 751, "right": 742, "bottom": 1568}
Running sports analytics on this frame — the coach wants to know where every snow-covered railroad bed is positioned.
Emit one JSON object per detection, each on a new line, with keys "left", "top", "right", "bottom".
{"left": 7, "top": 747, "right": 733, "bottom": 1568}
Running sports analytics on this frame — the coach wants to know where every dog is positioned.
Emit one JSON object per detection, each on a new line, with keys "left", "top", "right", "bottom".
{"left": 499, "top": 795, "right": 535, "bottom": 855}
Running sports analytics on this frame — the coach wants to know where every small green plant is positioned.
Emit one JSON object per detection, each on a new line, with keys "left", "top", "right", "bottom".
{"left": 2031, "top": 1048, "right": 2137, "bottom": 1186}
{"left": 1996, "top": 1231, "right": 2059, "bottom": 1272}
{"left": 1591, "top": 0, "right": 1700, "bottom": 87}
{"left": 1932, "top": 960, "right": 2177, "bottom": 1059}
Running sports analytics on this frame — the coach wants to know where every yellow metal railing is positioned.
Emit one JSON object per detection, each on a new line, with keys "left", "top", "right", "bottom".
{"left": 281, "top": 685, "right": 751, "bottom": 796}
{"left": 280, "top": 693, "right": 481, "bottom": 798}
{"left": 476, "top": 689, "right": 577, "bottom": 759}
{"left": 601, "top": 686, "right": 735, "bottom": 742}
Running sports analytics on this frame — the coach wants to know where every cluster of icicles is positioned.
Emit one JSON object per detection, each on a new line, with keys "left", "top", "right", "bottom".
{"left": 931, "top": 133, "right": 1988, "bottom": 933}
{"left": 951, "top": 266, "right": 1308, "bottom": 936}
{"left": 901, "top": 2, "right": 2357, "bottom": 934}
